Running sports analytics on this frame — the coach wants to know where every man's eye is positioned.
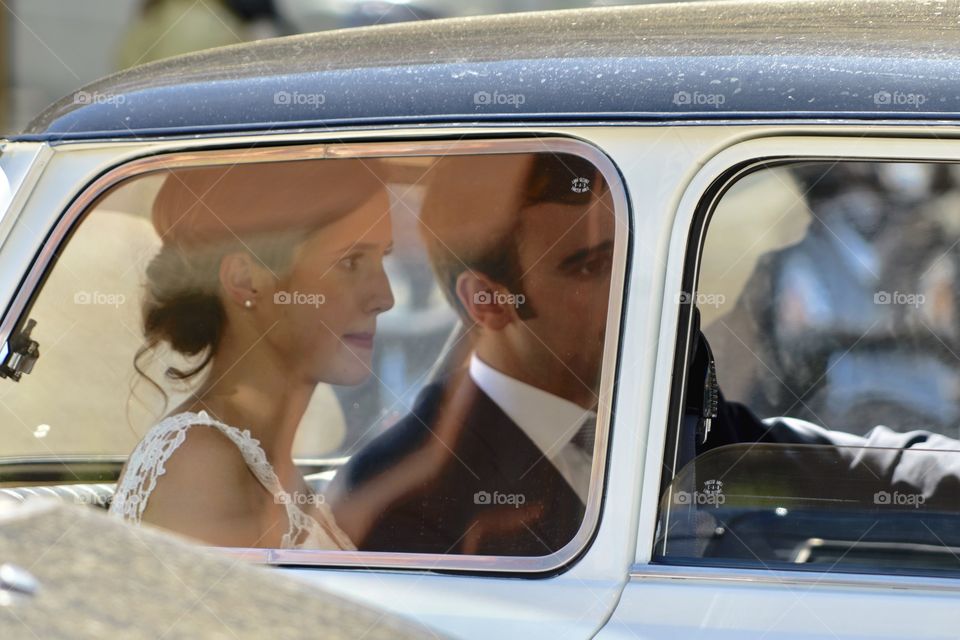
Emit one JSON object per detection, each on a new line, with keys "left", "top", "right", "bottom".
{"left": 340, "top": 255, "right": 361, "bottom": 271}
{"left": 578, "top": 255, "right": 612, "bottom": 276}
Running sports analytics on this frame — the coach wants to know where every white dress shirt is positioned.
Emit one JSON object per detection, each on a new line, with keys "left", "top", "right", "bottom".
{"left": 469, "top": 354, "right": 595, "bottom": 503}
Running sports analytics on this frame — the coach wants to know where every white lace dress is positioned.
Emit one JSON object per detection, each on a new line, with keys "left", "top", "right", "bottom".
{"left": 109, "top": 411, "right": 355, "bottom": 550}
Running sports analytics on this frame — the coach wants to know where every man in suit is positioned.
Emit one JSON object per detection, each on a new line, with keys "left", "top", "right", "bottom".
{"left": 332, "top": 151, "right": 960, "bottom": 558}
{"left": 331, "top": 152, "right": 616, "bottom": 555}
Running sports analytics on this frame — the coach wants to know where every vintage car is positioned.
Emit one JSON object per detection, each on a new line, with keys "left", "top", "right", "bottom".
{"left": 3, "top": 0, "right": 960, "bottom": 637}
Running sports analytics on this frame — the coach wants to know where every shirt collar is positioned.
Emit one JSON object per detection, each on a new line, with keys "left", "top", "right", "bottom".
{"left": 469, "top": 353, "right": 592, "bottom": 459}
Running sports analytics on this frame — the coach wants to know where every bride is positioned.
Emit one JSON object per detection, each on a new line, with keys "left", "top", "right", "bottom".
{"left": 109, "top": 159, "right": 394, "bottom": 550}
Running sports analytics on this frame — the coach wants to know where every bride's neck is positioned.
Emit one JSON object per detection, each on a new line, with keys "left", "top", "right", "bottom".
{"left": 193, "top": 335, "right": 311, "bottom": 464}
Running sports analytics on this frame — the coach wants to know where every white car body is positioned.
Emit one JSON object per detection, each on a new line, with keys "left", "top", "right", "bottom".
{"left": 4, "top": 2, "right": 960, "bottom": 637}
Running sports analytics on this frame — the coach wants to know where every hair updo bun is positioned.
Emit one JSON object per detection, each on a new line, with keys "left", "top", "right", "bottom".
{"left": 136, "top": 242, "right": 229, "bottom": 385}
{"left": 144, "top": 291, "right": 224, "bottom": 359}
{"left": 145, "top": 242, "right": 223, "bottom": 346}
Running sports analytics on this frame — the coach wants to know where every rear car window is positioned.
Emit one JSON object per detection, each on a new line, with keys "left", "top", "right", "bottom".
{"left": 0, "top": 143, "right": 624, "bottom": 563}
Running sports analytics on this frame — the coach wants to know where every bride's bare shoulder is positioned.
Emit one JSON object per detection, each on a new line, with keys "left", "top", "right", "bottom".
{"left": 139, "top": 419, "right": 261, "bottom": 541}
{"left": 153, "top": 420, "right": 252, "bottom": 494}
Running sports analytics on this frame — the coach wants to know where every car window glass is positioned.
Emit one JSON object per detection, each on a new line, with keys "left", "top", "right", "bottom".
{"left": 656, "top": 161, "right": 960, "bottom": 576}
{"left": 0, "top": 149, "right": 620, "bottom": 558}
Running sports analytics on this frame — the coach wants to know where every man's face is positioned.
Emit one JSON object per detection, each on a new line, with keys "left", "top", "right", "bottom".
{"left": 510, "top": 188, "right": 616, "bottom": 407}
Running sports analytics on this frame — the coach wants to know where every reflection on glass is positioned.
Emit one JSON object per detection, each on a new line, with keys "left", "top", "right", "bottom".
{"left": 657, "top": 443, "right": 960, "bottom": 575}
{"left": 666, "top": 160, "right": 960, "bottom": 577}
{"left": 6, "top": 151, "right": 618, "bottom": 554}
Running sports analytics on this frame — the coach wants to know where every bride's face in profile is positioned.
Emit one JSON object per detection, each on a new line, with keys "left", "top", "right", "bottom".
{"left": 261, "top": 189, "right": 395, "bottom": 386}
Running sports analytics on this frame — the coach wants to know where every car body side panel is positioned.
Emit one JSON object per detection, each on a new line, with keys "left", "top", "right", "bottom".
{"left": 603, "top": 571, "right": 960, "bottom": 639}
{"left": 6, "top": 123, "right": 960, "bottom": 638}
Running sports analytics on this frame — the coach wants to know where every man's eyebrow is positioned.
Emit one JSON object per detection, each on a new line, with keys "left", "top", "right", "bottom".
{"left": 557, "top": 240, "right": 614, "bottom": 269}
{"left": 332, "top": 241, "right": 391, "bottom": 254}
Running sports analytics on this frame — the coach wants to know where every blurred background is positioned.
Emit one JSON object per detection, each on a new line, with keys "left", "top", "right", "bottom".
{"left": 703, "top": 161, "right": 960, "bottom": 440}
{"left": 0, "top": 0, "right": 687, "bottom": 136}
{"left": 1, "top": 0, "right": 673, "bottom": 463}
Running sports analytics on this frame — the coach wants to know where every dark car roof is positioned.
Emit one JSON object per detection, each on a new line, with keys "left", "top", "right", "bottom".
{"left": 14, "top": 0, "right": 960, "bottom": 142}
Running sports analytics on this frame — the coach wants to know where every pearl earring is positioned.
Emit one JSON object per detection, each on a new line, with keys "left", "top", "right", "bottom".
{"left": 244, "top": 299, "right": 254, "bottom": 309}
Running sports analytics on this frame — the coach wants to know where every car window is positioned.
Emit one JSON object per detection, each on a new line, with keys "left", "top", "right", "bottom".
{"left": 656, "top": 160, "right": 960, "bottom": 577}
{"left": 0, "top": 142, "right": 623, "bottom": 564}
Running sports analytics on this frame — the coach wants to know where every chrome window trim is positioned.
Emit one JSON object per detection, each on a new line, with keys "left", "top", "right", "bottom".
{"left": 655, "top": 159, "right": 763, "bottom": 560}
{"left": 630, "top": 564, "right": 960, "bottom": 594}
{"left": 0, "top": 135, "right": 629, "bottom": 574}
{"left": 0, "top": 454, "right": 346, "bottom": 467}
{"left": 0, "top": 142, "right": 53, "bottom": 366}
{"left": 647, "top": 133, "right": 960, "bottom": 576}
{"left": 37, "top": 118, "right": 960, "bottom": 150}
{"left": 0, "top": 142, "right": 51, "bottom": 256}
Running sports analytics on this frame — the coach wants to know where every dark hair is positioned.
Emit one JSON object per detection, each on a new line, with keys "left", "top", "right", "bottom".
{"left": 133, "top": 231, "right": 301, "bottom": 405}
{"left": 422, "top": 153, "right": 606, "bottom": 322}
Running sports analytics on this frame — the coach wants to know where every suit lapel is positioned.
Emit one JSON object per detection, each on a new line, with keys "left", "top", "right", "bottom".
{"left": 448, "top": 377, "right": 586, "bottom": 553}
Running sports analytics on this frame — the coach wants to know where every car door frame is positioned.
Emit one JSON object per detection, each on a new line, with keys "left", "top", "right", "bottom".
{"left": 0, "top": 125, "right": 642, "bottom": 640}
{"left": 607, "top": 126, "right": 960, "bottom": 640}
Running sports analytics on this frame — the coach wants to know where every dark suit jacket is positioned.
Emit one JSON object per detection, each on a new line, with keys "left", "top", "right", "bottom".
{"left": 333, "top": 372, "right": 585, "bottom": 556}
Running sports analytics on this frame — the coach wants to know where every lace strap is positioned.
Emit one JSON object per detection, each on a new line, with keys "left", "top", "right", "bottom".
{"left": 195, "top": 416, "right": 351, "bottom": 549}
{"left": 110, "top": 411, "right": 346, "bottom": 549}
{"left": 109, "top": 412, "right": 194, "bottom": 525}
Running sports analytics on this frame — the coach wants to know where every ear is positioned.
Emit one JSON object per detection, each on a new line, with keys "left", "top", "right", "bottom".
{"left": 455, "top": 271, "right": 517, "bottom": 331}
{"left": 219, "top": 252, "right": 270, "bottom": 308}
